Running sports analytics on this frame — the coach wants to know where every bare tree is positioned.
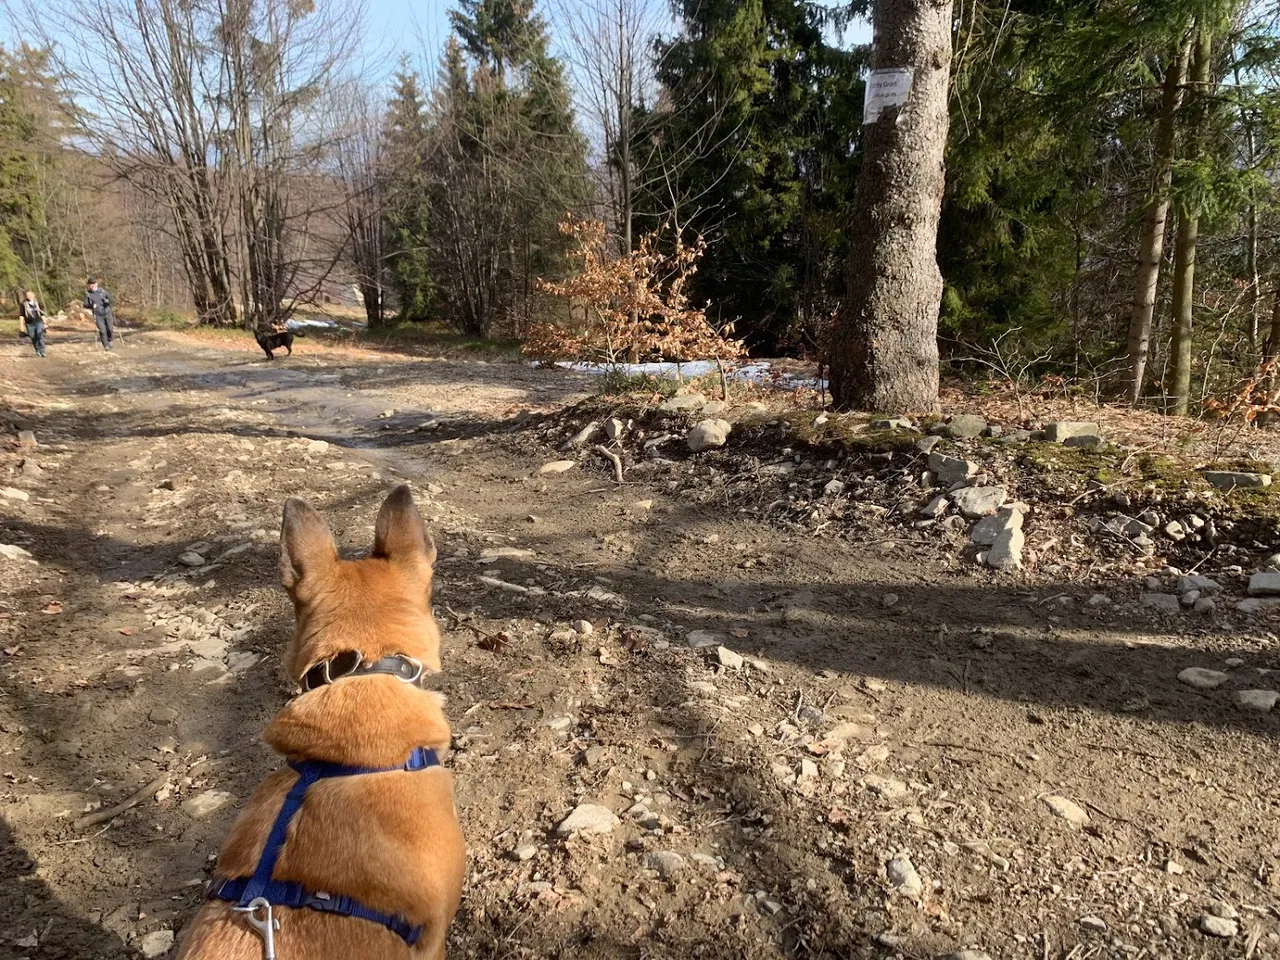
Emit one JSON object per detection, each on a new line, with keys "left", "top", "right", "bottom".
{"left": 329, "top": 81, "right": 389, "bottom": 327}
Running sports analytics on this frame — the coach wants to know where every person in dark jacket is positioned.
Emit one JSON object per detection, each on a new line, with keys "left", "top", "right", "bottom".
{"left": 84, "top": 277, "right": 114, "bottom": 351}
{"left": 19, "top": 290, "right": 46, "bottom": 357}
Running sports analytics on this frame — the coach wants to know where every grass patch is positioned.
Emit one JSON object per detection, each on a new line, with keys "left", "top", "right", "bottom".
{"left": 352, "top": 321, "right": 520, "bottom": 359}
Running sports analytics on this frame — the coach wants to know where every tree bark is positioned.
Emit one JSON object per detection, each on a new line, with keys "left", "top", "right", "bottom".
{"left": 1168, "top": 26, "right": 1211, "bottom": 417}
{"left": 829, "top": 0, "right": 953, "bottom": 413}
{"left": 1124, "top": 40, "right": 1191, "bottom": 404}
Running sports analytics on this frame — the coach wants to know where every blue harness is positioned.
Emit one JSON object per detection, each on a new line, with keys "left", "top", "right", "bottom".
{"left": 206, "top": 745, "right": 440, "bottom": 946}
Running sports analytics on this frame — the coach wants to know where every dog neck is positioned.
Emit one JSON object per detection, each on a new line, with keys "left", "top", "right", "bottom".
{"left": 263, "top": 677, "right": 451, "bottom": 769}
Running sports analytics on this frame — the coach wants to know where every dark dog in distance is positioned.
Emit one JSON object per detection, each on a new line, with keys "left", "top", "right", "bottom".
{"left": 256, "top": 325, "right": 304, "bottom": 360}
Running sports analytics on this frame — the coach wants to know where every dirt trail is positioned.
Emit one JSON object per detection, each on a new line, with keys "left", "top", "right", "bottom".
{"left": 0, "top": 329, "right": 1277, "bottom": 960}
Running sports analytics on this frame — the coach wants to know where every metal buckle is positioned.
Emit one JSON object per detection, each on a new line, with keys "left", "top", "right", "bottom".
{"left": 301, "top": 651, "right": 363, "bottom": 692}
{"left": 396, "top": 656, "right": 424, "bottom": 686}
{"left": 234, "top": 897, "right": 279, "bottom": 960}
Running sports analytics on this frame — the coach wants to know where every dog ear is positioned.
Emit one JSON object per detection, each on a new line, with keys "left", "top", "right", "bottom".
{"left": 373, "top": 484, "right": 436, "bottom": 566}
{"left": 280, "top": 497, "right": 338, "bottom": 591}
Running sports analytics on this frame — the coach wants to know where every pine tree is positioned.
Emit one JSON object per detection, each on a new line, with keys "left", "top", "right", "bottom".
{"left": 383, "top": 64, "right": 433, "bottom": 320}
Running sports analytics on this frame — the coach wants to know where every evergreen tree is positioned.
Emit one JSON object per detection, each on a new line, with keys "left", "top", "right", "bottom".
{"left": 383, "top": 64, "right": 434, "bottom": 320}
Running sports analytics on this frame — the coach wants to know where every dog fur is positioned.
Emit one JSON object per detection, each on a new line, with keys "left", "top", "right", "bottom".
{"left": 176, "top": 485, "right": 465, "bottom": 960}
{"left": 255, "top": 326, "right": 302, "bottom": 360}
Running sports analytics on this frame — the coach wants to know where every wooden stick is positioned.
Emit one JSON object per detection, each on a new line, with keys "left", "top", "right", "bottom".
{"left": 593, "top": 445, "right": 624, "bottom": 483}
{"left": 73, "top": 775, "right": 169, "bottom": 829}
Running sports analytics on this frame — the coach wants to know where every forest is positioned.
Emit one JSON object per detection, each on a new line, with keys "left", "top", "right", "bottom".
{"left": 1, "top": 0, "right": 1278, "bottom": 416}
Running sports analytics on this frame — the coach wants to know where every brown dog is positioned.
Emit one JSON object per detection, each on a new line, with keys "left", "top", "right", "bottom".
{"left": 177, "top": 486, "right": 465, "bottom": 960}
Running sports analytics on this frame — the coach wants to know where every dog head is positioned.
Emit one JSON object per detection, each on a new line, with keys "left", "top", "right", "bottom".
{"left": 278, "top": 484, "right": 441, "bottom": 683}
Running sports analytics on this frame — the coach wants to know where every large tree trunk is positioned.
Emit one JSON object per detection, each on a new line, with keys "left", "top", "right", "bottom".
{"left": 1168, "top": 26, "right": 1211, "bottom": 417}
{"left": 1124, "top": 40, "right": 1191, "bottom": 404}
{"left": 829, "top": 0, "right": 953, "bottom": 413}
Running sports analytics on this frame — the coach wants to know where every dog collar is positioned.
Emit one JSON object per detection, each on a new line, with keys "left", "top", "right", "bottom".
{"left": 300, "top": 651, "right": 424, "bottom": 692}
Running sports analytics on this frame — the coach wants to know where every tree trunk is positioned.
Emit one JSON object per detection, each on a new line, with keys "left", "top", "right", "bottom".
{"left": 829, "top": 0, "right": 953, "bottom": 413}
{"left": 1168, "top": 26, "right": 1211, "bottom": 417}
{"left": 1124, "top": 40, "right": 1191, "bottom": 404}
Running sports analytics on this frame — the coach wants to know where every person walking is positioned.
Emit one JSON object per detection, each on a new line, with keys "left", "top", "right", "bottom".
{"left": 18, "top": 290, "right": 46, "bottom": 357}
{"left": 84, "top": 277, "right": 114, "bottom": 351}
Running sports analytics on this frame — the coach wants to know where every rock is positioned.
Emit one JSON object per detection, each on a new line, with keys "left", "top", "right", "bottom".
{"left": 987, "top": 522, "right": 1026, "bottom": 571}
{"left": 1237, "top": 598, "right": 1280, "bottom": 614}
{"left": 1086, "top": 594, "right": 1111, "bottom": 608}
{"left": 658, "top": 393, "right": 706, "bottom": 413}
{"left": 149, "top": 707, "right": 179, "bottom": 725}
{"left": 21, "top": 460, "right": 42, "bottom": 479}
{"left": 1233, "top": 689, "right": 1278, "bottom": 712}
{"left": 0, "top": 543, "right": 35, "bottom": 562}
{"left": 1063, "top": 435, "right": 1106, "bottom": 451}
{"left": 1224, "top": 657, "right": 1245, "bottom": 667}
{"left": 305, "top": 439, "right": 329, "bottom": 454}
{"left": 927, "top": 452, "right": 977, "bottom": 486}
{"left": 984, "top": 425, "right": 1003, "bottom": 438}
{"left": 971, "top": 507, "right": 1022, "bottom": 547}
{"left": 1264, "top": 552, "right": 1280, "bottom": 571}
{"left": 945, "top": 414, "right": 987, "bottom": 439}
{"left": 513, "top": 844, "right": 538, "bottom": 862}
{"left": 1193, "top": 597, "right": 1216, "bottom": 615}
{"left": 862, "top": 774, "right": 909, "bottom": 800}
{"left": 139, "top": 929, "right": 175, "bottom": 958}
{"left": 869, "top": 416, "right": 913, "bottom": 431}
{"left": 645, "top": 851, "right": 687, "bottom": 878}
{"left": 1042, "top": 795, "right": 1089, "bottom": 826}
{"left": 915, "top": 495, "right": 947, "bottom": 519}
{"left": 881, "top": 593, "right": 899, "bottom": 608}
{"left": 946, "top": 953, "right": 993, "bottom": 960}
{"left": 17, "top": 429, "right": 37, "bottom": 449}
{"left": 915, "top": 436, "right": 941, "bottom": 454}
{"left": 1177, "top": 575, "right": 1222, "bottom": 595}
{"left": 1142, "top": 594, "right": 1181, "bottom": 614}
{"left": 951, "top": 486, "right": 1007, "bottom": 519}
{"left": 1247, "top": 572, "right": 1280, "bottom": 597}
{"left": 1164, "top": 520, "right": 1185, "bottom": 540}
{"left": 557, "top": 802, "right": 619, "bottom": 836}
{"left": 702, "top": 401, "right": 730, "bottom": 417}
{"left": 886, "top": 857, "right": 923, "bottom": 899}
{"left": 714, "top": 646, "right": 744, "bottom": 670}
{"left": 823, "top": 479, "right": 845, "bottom": 497}
{"left": 538, "top": 460, "right": 578, "bottom": 475}
{"left": 1198, "top": 915, "right": 1238, "bottom": 938}
{"left": 1079, "top": 916, "right": 1108, "bottom": 933}
{"left": 182, "top": 790, "right": 235, "bottom": 819}
{"left": 573, "top": 619, "right": 594, "bottom": 636}
{"left": 1044, "top": 421, "right": 1101, "bottom": 442}
{"left": 604, "top": 418, "right": 627, "bottom": 441}
{"left": 177, "top": 552, "right": 205, "bottom": 567}
{"left": 798, "top": 758, "right": 819, "bottom": 782}
{"left": 1208, "top": 901, "right": 1240, "bottom": 921}
{"left": 685, "top": 630, "right": 722, "bottom": 649}
{"left": 544, "top": 716, "right": 574, "bottom": 732}
{"left": 567, "top": 422, "right": 600, "bottom": 447}
{"left": 1180, "top": 589, "right": 1201, "bottom": 607}
{"left": 1178, "top": 667, "right": 1230, "bottom": 689}
{"left": 687, "top": 418, "right": 731, "bottom": 453}
{"left": 0, "top": 487, "right": 31, "bottom": 502}
{"left": 1202, "top": 470, "right": 1271, "bottom": 490}
{"left": 826, "top": 722, "right": 874, "bottom": 744}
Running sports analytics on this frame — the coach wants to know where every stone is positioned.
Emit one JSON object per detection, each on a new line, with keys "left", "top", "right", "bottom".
{"left": 984, "top": 425, "right": 1003, "bottom": 438}
{"left": 1248, "top": 572, "right": 1280, "bottom": 597}
{"left": 1142, "top": 594, "right": 1181, "bottom": 615}
{"left": 1208, "top": 901, "right": 1240, "bottom": 920}
{"left": 1236, "top": 598, "right": 1280, "bottom": 614}
{"left": 17, "top": 429, "right": 37, "bottom": 449}
{"left": 869, "top": 416, "right": 913, "bottom": 431}
{"left": 687, "top": 419, "right": 731, "bottom": 453}
{"left": 886, "top": 857, "right": 923, "bottom": 899}
{"left": 823, "top": 479, "right": 845, "bottom": 497}
{"left": 701, "top": 401, "right": 730, "bottom": 417}
{"left": 716, "top": 646, "right": 744, "bottom": 669}
{"left": 1202, "top": 471, "right": 1271, "bottom": 490}
{"left": 182, "top": 790, "right": 235, "bottom": 819}
{"left": 1198, "top": 915, "right": 1238, "bottom": 938}
{"left": 1079, "top": 916, "right": 1108, "bottom": 933}
{"left": 658, "top": 393, "right": 706, "bottom": 413}
{"left": 1165, "top": 520, "right": 1185, "bottom": 540}
{"left": 945, "top": 414, "right": 987, "bottom": 439}
{"left": 513, "top": 844, "right": 538, "bottom": 862}
{"left": 1233, "top": 689, "right": 1278, "bottom": 712}
{"left": 139, "top": 930, "right": 175, "bottom": 958}
{"left": 862, "top": 774, "right": 909, "bottom": 800}
{"left": 557, "top": 802, "right": 619, "bottom": 836}
{"left": 951, "top": 485, "right": 1007, "bottom": 519}
{"left": 0, "top": 487, "right": 30, "bottom": 502}
{"left": 971, "top": 507, "right": 1022, "bottom": 547}
{"left": 927, "top": 452, "right": 977, "bottom": 486}
{"left": 568, "top": 422, "right": 600, "bottom": 447}
{"left": 645, "top": 851, "right": 687, "bottom": 878}
{"left": 799, "top": 758, "right": 819, "bottom": 781}
{"left": 881, "top": 593, "right": 899, "bottom": 608}
{"left": 685, "top": 630, "right": 722, "bottom": 649}
{"left": 177, "top": 552, "right": 205, "bottom": 567}
{"left": 573, "top": 619, "right": 594, "bottom": 635}
{"left": 1178, "top": 667, "right": 1230, "bottom": 689}
{"left": 21, "top": 460, "right": 42, "bottom": 479}
{"left": 305, "top": 439, "right": 329, "bottom": 454}
{"left": 987, "top": 522, "right": 1025, "bottom": 571}
{"left": 915, "top": 436, "right": 941, "bottom": 454}
{"left": 1193, "top": 597, "right": 1216, "bottom": 615}
{"left": 0, "top": 543, "right": 35, "bottom": 562}
{"left": 1042, "top": 795, "right": 1089, "bottom": 826}
{"left": 946, "top": 953, "right": 993, "bottom": 960}
{"left": 1044, "top": 421, "right": 1101, "bottom": 442}
{"left": 1086, "top": 594, "right": 1110, "bottom": 608}
{"left": 1063, "top": 435, "right": 1106, "bottom": 451}
{"left": 1177, "top": 575, "right": 1222, "bottom": 595}
{"left": 538, "top": 460, "right": 578, "bottom": 475}
{"left": 149, "top": 707, "right": 179, "bottom": 725}
{"left": 604, "top": 418, "right": 627, "bottom": 441}
{"left": 826, "top": 722, "right": 874, "bottom": 744}
{"left": 919, "top": 496, "right": 949, "bottom": 519}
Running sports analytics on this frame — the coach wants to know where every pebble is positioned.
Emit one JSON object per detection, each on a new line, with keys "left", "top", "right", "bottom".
{"left": 573, "top": 620, "right": 594, "bottom": 636}
{"left": 556, "top": 802, "right": 619, "bottom": 836}
{"left": 0, "top": 487, "right": 31, "bottom": 502}
{"left": 645, "top": 850, "right": 687, "bottom": 878}
{"left": 716, "top": 646, "right": 744, "bottom": 669}
{"left": 945, "top": 414, "right": 987, "bottom": 439}
{"left": 1042, "top": 795, "right": 1089, "bottom": 826}
{"left": 17, "top": 429, "right": 37, "bottom": 449}
{"left": 685, "top": 630, "right": 722, "bottom": 649}
{"left": 951, "top": 485, "right": 1008, "bottom": 519}
{"left": 538, "top": 460, "right": 578, "bottom": 475}
{"left": 1208, "top": 901, "right": 1239, "bottom": 920}
{"left": 1193, "top": 597, "right": 1216, "bottom": 615}
{"left": 178, "top": 552, "right": 205, "bottom": 567}
{"left": 870, "top": 416, "right": 913, "bottom": 431}
{"left": 139, "top": 929, "right": 175, "bottom": 958}
{"left": 1142, "top": 593, "right": 1181, "bottom": 614}
{"left": 1086, "top": 594, "right": 1110, "bottom": 608}
{"left": 882, "top": 592, "right": 899, "bottom": 608}
{"left": 1043, "top": 421, "right": 1100, "bottom": 442}
{"left": 658, "top": 393, "right": 706, "bottom": 413}
{"left": 915, "top": 436, "right": 941, "bottom": 454}
{"left": 1177, "top": 575, "right": 1221, "bottom": 595}
{"left": 823, "top": 478, "right": 845, "bottom": 497}
{"left": 149, "top": 707, "right": 179, "bottom": 726}
{"left": 687, "top": 419, "right": 731, "bottom": 453}
{"left": 605, "top": 419, "right": 627, "bottom": 442}
{"left": 1079, "top": 916, "right": 1108, "bottom": 932}
{"left": 862, "top": 774, "right": 909, "bottom": 800}
{"left": 927, "top": 452, "right": 977, "bottom": 486}
{"left": 886, "top": 857, "right": 923, "bottom": 898}
{"left": 1198, "top": 914, "right": 1238, "bottom": 938}
{"left": 512, "top": 844, "right": 538, "bottom": 861}
{"left": 1202, "top": 470, "right": 1271, "bottom": 490}
{"left": 919, "top": 495, "right": 949, "bottom": 519}
{"left": 1177, "top": 667, "right": 1230, "bottom": 690}
{"left": 1233, "top": 689, "right": 1278, "bottom": 712}
{"left": 0, "top": 543, "right": 35, "bottom": 562}
{"left": 1247, "top": 572, "right": 1280, "bottom": 597}
{"left": 947, "top": 953, "right": 993, "bottom": 960}
{"left": 182, "top": 790, "right": 235, "bottom": 819}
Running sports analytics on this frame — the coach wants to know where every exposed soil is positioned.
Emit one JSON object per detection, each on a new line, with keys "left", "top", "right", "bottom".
{"left": 1, "top": 324, "right": 1278, "bottom": 960}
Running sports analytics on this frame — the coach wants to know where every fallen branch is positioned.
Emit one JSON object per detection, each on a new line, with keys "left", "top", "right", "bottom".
{"left": 593, "top": 445, "right": 624, "bottom": 483}
{"left": 74, "top": 774, "right": 169, "bottom": 829}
